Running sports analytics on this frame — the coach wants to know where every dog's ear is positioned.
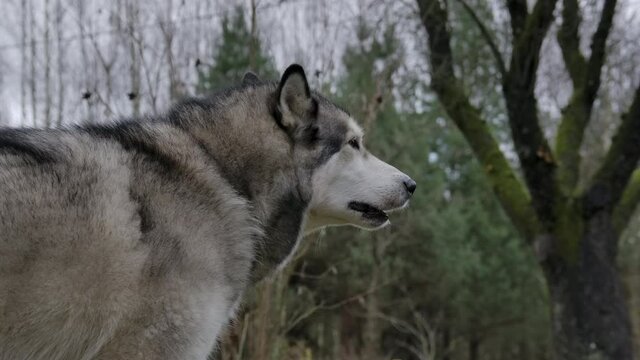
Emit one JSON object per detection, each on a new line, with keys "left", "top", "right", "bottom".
{"left": 242, "top": 71, "right": 261, "bottom": 86}
{"left": 276, "top": 64, "right": 316, "bottom": 130}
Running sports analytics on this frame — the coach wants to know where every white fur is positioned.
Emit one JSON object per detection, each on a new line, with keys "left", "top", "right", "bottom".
{"left": 306, "top": 118, "right": 413, "bottom": 233}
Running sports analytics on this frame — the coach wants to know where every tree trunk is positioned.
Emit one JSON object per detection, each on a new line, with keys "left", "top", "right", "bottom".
{"left": 629, "top": 259, "right": 640, "bottom": 354}
{"left": 76, "top": 0, "right": 94, "bottom": 123}
{"left": 468, "top": 335, "right": 479, "bottom": 360}
{"left": 362, "top": 268, "right": 380, "bottom": 359}
{"left": 546, "top": 212, "right": 633, "bottom": 360}
{"left": 20, "top": 0, "right": 27, "bottom": 125}
{"left": 249, "top": 0, "right": 258, "bottom": 70}
{"left": 415, "top": 0, "right": 639, "bottom": 359}
{"left": 55, "top": 0, "right": 65, "bottom": 127}
{"left": 441, "top": 325, "right": 451, "bottom": 360}
{"left": 160, "top": 0, "right": 180, "bottom": 102}
{"left": 126, "top": 0, "right": 141, "bottom": 117}
{"left": 28, "top": 0, "right": 37, "bottom": 127}
{"left": 43, "top": 0, "right": 52, "bottom": 128}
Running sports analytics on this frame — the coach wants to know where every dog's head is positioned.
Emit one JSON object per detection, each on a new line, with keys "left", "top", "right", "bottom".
{"left": 262, "top": 64, "right": 416, "bottom": 233}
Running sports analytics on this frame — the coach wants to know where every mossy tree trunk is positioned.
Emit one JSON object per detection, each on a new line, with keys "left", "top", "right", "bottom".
{"left": 545, "top": 211, "right": 633, "bottom": 359}
{"left": 416, "top": 0, "right": 640, "bottom": 358}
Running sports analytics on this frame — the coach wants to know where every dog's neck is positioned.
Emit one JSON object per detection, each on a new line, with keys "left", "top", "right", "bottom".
{"left": 178, "top": 101, "right": 312, "bottom": 283}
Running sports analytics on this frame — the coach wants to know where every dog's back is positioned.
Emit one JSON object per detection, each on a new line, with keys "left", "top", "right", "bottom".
{"left": 0, "top": 125, "right": 256, "bottom": 359}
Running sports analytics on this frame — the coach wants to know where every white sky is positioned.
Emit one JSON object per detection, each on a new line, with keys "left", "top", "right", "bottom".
{"left": 0, "top": 0, "right": 638, "bottom": 127}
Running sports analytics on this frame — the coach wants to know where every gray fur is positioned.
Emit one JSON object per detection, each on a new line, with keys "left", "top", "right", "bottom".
{"left": 0, "top": 64, "right": 418, "bottom": 360}
{"left": 241, "top": 71, "right": 261, "bottom": 86}
{"left": 0, "top": 65, "right": 358, "bottom": 359}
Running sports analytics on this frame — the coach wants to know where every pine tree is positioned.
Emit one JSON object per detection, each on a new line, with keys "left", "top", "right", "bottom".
{"left": 197, "top": 6, "right": 276, "bottom": 93}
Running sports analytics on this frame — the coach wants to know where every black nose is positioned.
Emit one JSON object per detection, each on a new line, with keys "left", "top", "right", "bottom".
{"left": 404, "top": 178, "right": 417, "bottom": 195}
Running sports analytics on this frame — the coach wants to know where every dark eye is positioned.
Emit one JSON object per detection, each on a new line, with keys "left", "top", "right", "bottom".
{"left": 348, "top": 137, "right": 360, "bottom": 150}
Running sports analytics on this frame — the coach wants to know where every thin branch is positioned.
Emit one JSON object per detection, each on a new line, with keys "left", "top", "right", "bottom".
{"left": 92, "top": 90, "right": 116, "bottom": 118}
{"left": 283, "top": 280, "right": 393, "bottom": 334}
{"left": 456, "top": 0, "right": 507, "bottom": 78}
{"left": 372, "top": 311, "right": 437, "bottom": 360}
{"left": 283, "top": 303, "right": 324, "bottom": 334}
{"left": 585, "top": 85, "right": 640, "bottom": 214}
{"left": 85, "top": 26, "right": 118, "bottom": 117}
{"left": 556, "top": 0, "right": 617, "bottom": 192}
{"left": 503, "top": 0, "right": 560, "bottom": 228}
{"left": 417, "top": 0, "right": 541, "bottom": 240}
{"left": 132, "top": 29, "right": 164, "bottom": 115}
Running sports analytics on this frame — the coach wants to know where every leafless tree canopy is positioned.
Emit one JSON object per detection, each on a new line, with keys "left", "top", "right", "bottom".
{"left": 0, "top": 0, "right": 388, "bottom": 126}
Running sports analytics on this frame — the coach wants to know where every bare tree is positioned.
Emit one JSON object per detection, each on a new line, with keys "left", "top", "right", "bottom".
{"left": 159, "top": 0, "right": 182, "bottom": 102}
{"left": 84, "top": 7, "right": 120, "bottom": 119}
{"left": 43, "top": 0, "right": 52, "bottom": 127}
{"left": 20, "top": 0, "right": 27, "bottom": 125}
{"left": 73, "top": 0, "right": 96, "bottom": 123}
{"left": 249, "top": 0, "right": 258, "bottom": 70}
{"left": 55, "top": 0, "right": 65, "bottom": 127}
{"left": 126, "top": 0, "right": 141, "bottom": 117}
{"left": 29, "top": 0, "right": 37, "bottom": 127}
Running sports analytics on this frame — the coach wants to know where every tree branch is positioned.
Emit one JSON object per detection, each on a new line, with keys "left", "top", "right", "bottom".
{"left": 555, "top": 0, "right": 617, "bottom": 192}
{"left": 506, "top": 0, "right": 528, "bottom": 39}
{"left": 613, "top": 169, "right": 640, "bottom": 234}
{"left": 503, "top": 0, "right": 559, "bottom": 229}
{"left": 456, "top": 0, "right": 507, "bottom": 78}
{"left": 585, "top": 84, "right": 640, "bottom": 215}
{"left": 417, "top": 0, "right": 541, "bottom": 240}
{"left": 585, "top": 0, "right": 616, "bottom": 105}
{"left": 507, "top": 0, "right": 558, "bottom": 96}
{"left": 557, "top": 0, "right": 586, "bottom": 85}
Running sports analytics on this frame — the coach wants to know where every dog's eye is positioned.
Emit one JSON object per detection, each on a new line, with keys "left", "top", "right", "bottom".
{"left": 348, "top": 137, "right": 360, "bottom": 150}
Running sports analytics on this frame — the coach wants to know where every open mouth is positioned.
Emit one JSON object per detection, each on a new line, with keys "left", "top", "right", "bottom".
{"left": 348, "top": 201, "right": 389, "bottom": 225}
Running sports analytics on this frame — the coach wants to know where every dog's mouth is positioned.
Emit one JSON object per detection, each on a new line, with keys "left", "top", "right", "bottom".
{"left": 348, "top": 201, "right": 389, "bottom": 226}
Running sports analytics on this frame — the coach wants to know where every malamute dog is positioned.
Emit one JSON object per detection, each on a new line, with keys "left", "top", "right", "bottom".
{"left": 0, "top": 64, "right": 415, "bottom": 359}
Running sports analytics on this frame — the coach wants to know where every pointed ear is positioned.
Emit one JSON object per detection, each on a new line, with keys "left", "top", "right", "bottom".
{"left": 276, "top": 64, "right": 315, "bottom": 129}
{"left": 242, "top": 71, "right": 261, "bottom": 86}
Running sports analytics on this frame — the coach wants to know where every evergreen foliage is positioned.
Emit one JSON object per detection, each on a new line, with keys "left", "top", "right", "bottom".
{"left": 197, "top": 6, "right": 277, "bottom": 93}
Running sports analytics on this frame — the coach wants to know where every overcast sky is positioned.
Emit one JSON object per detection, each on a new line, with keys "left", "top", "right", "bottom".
{"left": 0, "top": 0, "right": 638, "bottom": 128}
{"left": 0, "top": 0, "right": 375, "bottom": 126}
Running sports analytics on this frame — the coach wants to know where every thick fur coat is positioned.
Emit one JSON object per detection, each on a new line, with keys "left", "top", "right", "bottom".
{"left": 0, "top": 65, "right": 415, "bottom": 359}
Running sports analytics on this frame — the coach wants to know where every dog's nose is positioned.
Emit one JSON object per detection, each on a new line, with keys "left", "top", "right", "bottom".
{"left": 404, "top": 178, "right": 417, "bottom": 195}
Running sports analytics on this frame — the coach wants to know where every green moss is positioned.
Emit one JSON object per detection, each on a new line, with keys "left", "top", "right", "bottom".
{"left": 555, "top": 90, "right": 589, "bottom": 194}
{"left": 554, "top": 197, "right": 583, "bottom": 264}
{"left": 434, "top": 82, "right": 542, "bottom": 242}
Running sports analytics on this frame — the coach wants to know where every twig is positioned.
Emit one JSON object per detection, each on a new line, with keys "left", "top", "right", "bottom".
{"left": 455, "top": 0, "right": 507, "bottom": 78}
